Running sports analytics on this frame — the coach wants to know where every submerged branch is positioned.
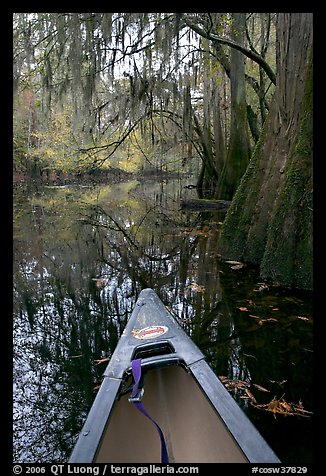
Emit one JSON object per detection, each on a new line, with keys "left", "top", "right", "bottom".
{"left": 180, "top": 199, "right": 231, "bottom": 211}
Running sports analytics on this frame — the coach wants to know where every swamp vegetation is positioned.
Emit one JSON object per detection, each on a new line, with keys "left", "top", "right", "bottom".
{"left": 13, "top": 12, "right": 313, "bottom": 464}
{"left": 13, "top": 12, "right": 313, "bottom": 289}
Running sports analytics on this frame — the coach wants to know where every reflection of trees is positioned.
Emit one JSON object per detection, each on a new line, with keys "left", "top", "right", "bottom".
{"left": 13, "top": 245, "right": 125, "bottom": 461}
{"left": 14, "top": 181, "right": 313, "bottom": 464}
{"left": 13, "top": 182, "right": 244, "bottom": 462}
{"left": 87, "top": 201, "right": 245, "bottom": 382}
{"left": 216, "top": 264, "right": 313, "bottom": 463}
{"left": 84, "top": 200, "right": 246, "bottom": 390}
{"left": 218, "top": 266, "right": 313, "bottom": 398}
{"left": 13, "top": 186, "right": 137, "bottom": 462}
{"left": 80, "top": 202, "right": 182, "bottom": 290}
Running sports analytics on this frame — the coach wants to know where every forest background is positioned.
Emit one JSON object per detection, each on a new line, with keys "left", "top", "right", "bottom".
{"left": 13, "top": 12, "right": 313, "bottom": 290}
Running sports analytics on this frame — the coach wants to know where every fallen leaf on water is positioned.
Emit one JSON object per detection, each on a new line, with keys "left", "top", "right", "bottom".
{"left": 280, "top": 400, "right": 292, "bottom": 412}
{"left": 253, "top": 283, "right": 269, "bottom": 292}
{"left": 191, "top": 227, "right": 211, "bottom": 237}
{"left": 244, "top": 388, "right": 257, "bottom": 404}
{"left": 238, "top": 307, "right": 249, "bottom": 311}
{"left": 188, "top": 282, "right": 205, "bottom": 293}
{"left": 221, "top": 378, "right": 276, "bottom": 405}
{"left": 94, "top": 357, "right": 110, "bottom": 365}
{"left": 297, "top": 316, "right": 309, "bottom": 321}
{"left": 258, "top": 317, "right": 278, "bottom": 325}
{"left": 92, "top": 277, "right": 109, "bottom": 288}
{"left": 270, "top": 379, "right": 287, "bottom": 387}
{"left": 252, "top": 383, "right": 270, "bottom": 393}
{"left": 231, "top": 264, "right": 244, "bottom": 270}
{"left": 253, "top": 397, "right": 312, "bottom": 418}
{"left": 219, "top": 377, "right": 249, "bottom": 390}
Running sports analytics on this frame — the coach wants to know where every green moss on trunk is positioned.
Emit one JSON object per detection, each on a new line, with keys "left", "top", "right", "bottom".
{"left": 218, "top": 119, "right": 268, "bottom": 261}
{"left": 260, "top": 55, "right": 313, "bottom": 289}
{"left": 218, "top": 15, "right": 312, "bottom": 290}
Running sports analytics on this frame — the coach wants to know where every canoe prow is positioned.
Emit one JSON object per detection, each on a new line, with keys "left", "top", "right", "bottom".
{"left": 69, "top": 288, "right": 281, "bottom": 464}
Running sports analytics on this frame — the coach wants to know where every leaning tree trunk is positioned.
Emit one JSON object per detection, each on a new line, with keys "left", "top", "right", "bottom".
{"left": 218, "top": 13, "right": 313, "bottom": 290}
{"left": 215, "top": 13, "right": 251, "bottom": 200}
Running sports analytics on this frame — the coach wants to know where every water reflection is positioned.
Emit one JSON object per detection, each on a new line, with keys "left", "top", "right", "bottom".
{"left": 13, "top": 179, "right": 313, "bottom": 463}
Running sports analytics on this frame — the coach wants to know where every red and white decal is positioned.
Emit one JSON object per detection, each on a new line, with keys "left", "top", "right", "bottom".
{"left": 132, "top": 325, "right": 168, "bottom": 340}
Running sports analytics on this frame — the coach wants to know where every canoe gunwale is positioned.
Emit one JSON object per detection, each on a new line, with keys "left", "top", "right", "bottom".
{"left": 69, "top": 288, "right": 281, "bottom": 464}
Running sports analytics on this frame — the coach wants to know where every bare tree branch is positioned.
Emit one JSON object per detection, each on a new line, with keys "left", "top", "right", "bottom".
{"left": 182, "top": 15, "right": 276, "bottom": 84}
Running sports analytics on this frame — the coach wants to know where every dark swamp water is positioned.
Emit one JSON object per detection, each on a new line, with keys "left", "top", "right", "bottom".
{"left": 13, "top": 176, "right": 313, "bottom": 464}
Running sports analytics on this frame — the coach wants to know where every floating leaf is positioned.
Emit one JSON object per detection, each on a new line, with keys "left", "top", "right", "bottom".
{"left": 238, "top": 307, "right": 249, "bottom": 311}
{"left": 244, "top": 388, "right": 257, "bottom": 404}
{"left": 92, "top": 277, "right": 109, "bottom": 288}
{"left": 280, "top": 400, "right": 292, "bottom": 412}
{"left": 270, "top": 379, "right": 287, "bottom": 387}
{"left": 253, "top": 397, "right": 312, "bottom": 418}
{"left": 297, "top": 316, "right": 309, "bottom": 321}
{"left": 94, "top": 357, "right": 110, "bottom": 365}
{"left": 219, "top": 377, "right": 249, "bottom": 391}
{"left": 257, "top": 317, "right": 278, "bottom": 325}
{"left": 231, "top": 264, "right": 244, "bottom": 270}
{"left": 253, "top": 283, "right": 269, "bottom": 292}
{"left": 252, "top": 383, "right": 270, "bottom": 393}
{"left": 188, "top": 282, "right": 205, "bottom": 293}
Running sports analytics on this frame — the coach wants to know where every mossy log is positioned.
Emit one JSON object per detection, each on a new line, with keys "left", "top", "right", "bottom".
{"left": 181, "top": 199, "right": 231, "bottom": 211}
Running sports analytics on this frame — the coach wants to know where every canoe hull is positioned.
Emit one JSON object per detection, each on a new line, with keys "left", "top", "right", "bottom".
{"left": 69, "top": 288, "right": 280, "bottom": 463}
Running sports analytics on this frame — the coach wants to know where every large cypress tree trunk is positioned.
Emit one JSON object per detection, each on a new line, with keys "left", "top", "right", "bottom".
{"left": 215, "top": 13, "right": 251, "bottom": 200}
{"left": 218, "top": 13, "right": 313, "bottom": 290}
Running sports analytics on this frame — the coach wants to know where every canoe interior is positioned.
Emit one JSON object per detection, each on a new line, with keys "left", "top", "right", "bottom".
{"left": 94, "top": 364, "right": 248, "bottom": 463}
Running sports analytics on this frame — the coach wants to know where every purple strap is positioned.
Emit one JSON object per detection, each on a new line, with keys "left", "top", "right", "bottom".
{"left": 131, "top": 359, "right": 169, "bottom": 464}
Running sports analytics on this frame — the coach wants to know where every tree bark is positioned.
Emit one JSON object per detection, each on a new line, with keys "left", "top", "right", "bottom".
{"left": 215, "top": 13, "right": 251, "bottom": 200}
{"left": 218, "top": 13, "right": 313, "bottom": 290}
